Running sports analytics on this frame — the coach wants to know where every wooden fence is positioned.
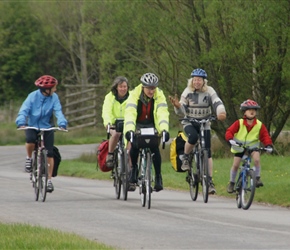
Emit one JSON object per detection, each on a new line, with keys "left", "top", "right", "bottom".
{"left": 63, "top": 84, "right": 106, "bottom": 130}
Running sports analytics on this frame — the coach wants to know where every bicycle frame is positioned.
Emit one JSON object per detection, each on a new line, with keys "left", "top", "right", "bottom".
{"left": 180, "top": 116, "right": 215, "bottom": 203}
{"left": 131, "top": 128, "right": 166, "bottom": 209}
{"left": 138, "top": 147, "right": 154, "bottom": 209}
{"left": 18, "top": 126, "right": 67, "bottom": 202}
{"left": 107, "top": 120, "right": 129, "bottom": 201}
{"left": 234, "top": 146, "right": 268, "bottom": 210}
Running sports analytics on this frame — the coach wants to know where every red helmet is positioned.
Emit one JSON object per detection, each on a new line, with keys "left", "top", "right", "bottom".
{"left": 35, "top": 75, "right": 58, "bottom": 89}
{"left": 240, "top": 99, "right": 261, "bottom": 111}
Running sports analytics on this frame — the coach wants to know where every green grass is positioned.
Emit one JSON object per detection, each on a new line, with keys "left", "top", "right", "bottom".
{"left": 0, "top": 223, "right": 114, "bottom": 249}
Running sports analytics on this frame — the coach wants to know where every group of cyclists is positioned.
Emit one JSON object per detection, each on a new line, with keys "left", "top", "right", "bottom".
{"left": 15, "top": 69, "right": 273, "bottom": 195}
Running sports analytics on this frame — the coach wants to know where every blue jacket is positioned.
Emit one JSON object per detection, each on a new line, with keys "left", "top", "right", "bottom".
{"left": 15, "top": 89, "right": 67, "bottom": 129}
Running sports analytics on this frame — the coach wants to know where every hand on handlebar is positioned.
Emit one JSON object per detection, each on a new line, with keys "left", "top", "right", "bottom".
{"left": 217, "top": 112, "right": 226, "bottom": 121}
{"left": 265, "top": 145, "right": 273, "bottom": 153}
{"left": 163, "top": 130, "right": 170, "bottom": 142}
{"left": 125, "top": 130, "right": 134, "bottom": 141}
{"left": 229, "top": 139, "right": 241, "bottom": 147}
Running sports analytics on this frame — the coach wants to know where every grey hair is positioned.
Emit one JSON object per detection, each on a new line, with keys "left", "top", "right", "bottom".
{"left": 111, "top": 76, "right": 129, "bottom": 95}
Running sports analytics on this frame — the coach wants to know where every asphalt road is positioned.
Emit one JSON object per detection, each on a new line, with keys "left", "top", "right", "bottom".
{"left": 1, "top": 144, "right": 290, "bottom": 249}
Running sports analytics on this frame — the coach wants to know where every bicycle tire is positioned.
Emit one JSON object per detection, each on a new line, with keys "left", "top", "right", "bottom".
{"left": 201, "top": 149, "right": 209, "bottom": 203}
{"left": 121, "top": 149, "right": 129, "bottom": 201}
{"left": 39, "top": 149, "right": 48, "bottom": 202}
{"left": 139, "top": 150, "right": 146, "bottom": 207}
{"left": 188, "top": 153, "right": 198, "bottom": 201}
{"left": 145, "top": 150, "right": 152, "bottom": 209}
{"left": 31, "top": 150, "right": 39, "bottom": 201}
{"left": 236, "top": 176, "right": 242, "bottom": 209}
{"left": 189, "top": 171, "right": 199, "bottom": 201}
{"left": 241, "top": 169, "right": 256, "bottom": 210}
{"left": 114, "top": 150, "right": 121, "bottom": 200}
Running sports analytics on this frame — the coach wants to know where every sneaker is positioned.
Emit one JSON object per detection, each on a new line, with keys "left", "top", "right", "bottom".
{"left": 208, "top": 180, "right": 216, "bottom": 194}
{"left": 47, "top": 180, "right": 54, "bottom": 193}
{"left": 106, "top": 153, "right": 114, "bottom": 168}
{"left": 227, "top": 182, "right": 235, "bottom": 193}
{"left": 256, "top": 177, "right": 264, "bottom": 188}
{"left": 25, "top": 158, "right": 32, "bottom": 173}
{"left": 181, "top": 155, "right": 190, "bottom": 171}
{"left": 154, "top": 175, "right": 163, "bottom": 192}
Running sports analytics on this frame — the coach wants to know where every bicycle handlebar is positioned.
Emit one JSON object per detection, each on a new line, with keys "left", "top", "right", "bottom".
{"left": 179, "top": 116, "right": 216, "bottom": 124}
{"left": 229, "top": 140, "right": 272, "bottom": 153}
{"left": 17, "top": 126, "right": 68, "bottom": 132}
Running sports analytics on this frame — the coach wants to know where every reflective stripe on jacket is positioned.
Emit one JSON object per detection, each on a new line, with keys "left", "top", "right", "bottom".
{"left": 231, "top": 118, "right": 262, "bottom": 153}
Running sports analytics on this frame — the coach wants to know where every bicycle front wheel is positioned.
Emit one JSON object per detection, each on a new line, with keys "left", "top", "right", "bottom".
{"left": 39, "top": 149, "right": 48, "bottom": 202}
{"left": 121, "top": 149, "right": 129, "bottom": 201}
{"left": 138, "top": 150, "right": 146, "bottom": 207}
{"left": 31, "top": 151, "right": 39, "bottom": 201}
{"left": 236, "top": 176, "right": 242, "bottom": 209}
{"left": 188, "top": 169, "right": 199, "bottom": 201}
{"left": 200, "top": 149, "right": 209, "bottom": 203}
{"left": 114, "top": 150, "right": 121, "bottom": 200}
{"left": 241, "top": 169, "right": 256, "bottom": 210}
{"left": 145, "top": 151, "right": 152, "bottom": 209}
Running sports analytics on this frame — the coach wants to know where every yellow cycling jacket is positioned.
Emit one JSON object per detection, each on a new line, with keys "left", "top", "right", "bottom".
{"left": 124, "top": 84, "right": 169, "bottom": 134}
{"left": 102, "top": 92, "right": 129, "bottom": 127}
{"left": 231, "top": 118, "right": 262, "bottom": 153}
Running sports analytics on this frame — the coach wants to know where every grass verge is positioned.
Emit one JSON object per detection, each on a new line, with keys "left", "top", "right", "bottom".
{"left": 0, "top": 223, "right": 114, "bottom": 249}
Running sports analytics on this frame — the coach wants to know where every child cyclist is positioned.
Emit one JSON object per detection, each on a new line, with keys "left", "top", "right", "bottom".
{"left": 225, "top": 99, "right": 273, "bottom": 193}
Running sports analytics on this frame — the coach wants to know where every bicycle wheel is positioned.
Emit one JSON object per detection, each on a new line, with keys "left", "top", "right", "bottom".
{"left": 200, "top": 149, "right": 209, "bottom": 203}
{"left": 139, "top": 150, "right": 146, "bottom": 207}
{"left": 145, "top": 151, "right": 152, "bottom": 209}
{"left": 39, "top": 149, "right": 48, "bottom": 202}
{"left": 235, "top": 176, "right": 242, "bottom": 209}
{"left": 121, "top": 149, "right": 129, "bottom": 201}
{"left": 31, "top": 151, "right": 39, "bottom": 201}
{"left": 114, "top": 150, "right": 121, "bottom": 199}
{"left": 241, "top": 169, "right": 256, "bottom": 210}
{"left": 188, "top": 169, "right": 199, "bottom": 201}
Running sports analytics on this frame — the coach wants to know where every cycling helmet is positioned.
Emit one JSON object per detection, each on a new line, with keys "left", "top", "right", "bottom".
{"left": 191, "top": 68, "right": 207, "bottom": 79}
{"left": 35, "top": 75, "right": 58, "bottom": 89}
{"left": 140, "top": 73, "right": 159, "bottom": 87}
{"left": 240, "top": 99, "right": 261, "bottom": 111}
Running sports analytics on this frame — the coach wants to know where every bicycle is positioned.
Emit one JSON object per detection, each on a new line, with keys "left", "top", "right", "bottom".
{"left": 229, "top": 141, "right": 272, "bottom": 210}
{"left": 130, "top": 128, "right": 166, "bottom": 209}
{"left": 179, "top": 116, "right": 216, "bottom": 203}
{"left": 107, "top": 119, "right": 129, "bottom": 201}
{"left": 18, "top": 126, "right": 67, "bottom": 202}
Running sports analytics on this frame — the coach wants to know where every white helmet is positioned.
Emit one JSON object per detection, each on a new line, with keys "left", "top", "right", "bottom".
{"left": 140, "top": 73, "right": 159, "bottom": 87}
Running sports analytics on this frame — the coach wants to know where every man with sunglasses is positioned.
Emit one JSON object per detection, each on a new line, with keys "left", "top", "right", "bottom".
{"left": 124, "top": 73, "right": 170, "bottom": 192}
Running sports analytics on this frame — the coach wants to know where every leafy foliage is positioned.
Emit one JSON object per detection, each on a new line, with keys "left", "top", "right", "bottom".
{"left": 1, "top": 0, "right": 290, "bottom": 144}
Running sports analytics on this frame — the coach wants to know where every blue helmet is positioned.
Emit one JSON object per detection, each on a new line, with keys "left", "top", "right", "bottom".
{"left": 191, "top": 68, "right": 207, "bottom": 79}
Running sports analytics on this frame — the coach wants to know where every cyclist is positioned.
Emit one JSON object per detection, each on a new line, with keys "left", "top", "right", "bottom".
{"left": 102, "top": 76, "right": 130, "bottom": 168}
{"left": 169, "top": 68, "right": 226, "bottom": 194}
{"left": 225, "top": 99, "right": 273, "bottom": 193}
{"left": 16, "top": 75, "right": 67, "bottom": 193}
{"left": 124, "top": 72, "right": 170, "bottom": 192}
